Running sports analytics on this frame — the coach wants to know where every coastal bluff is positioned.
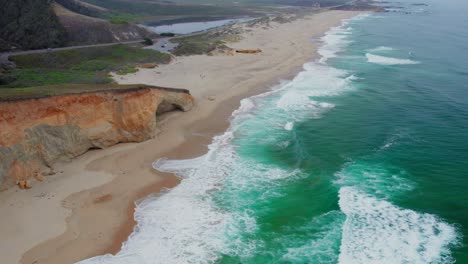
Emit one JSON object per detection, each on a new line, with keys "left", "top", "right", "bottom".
{"left": 0, "top": 85, "right": 194, "bottom": 190}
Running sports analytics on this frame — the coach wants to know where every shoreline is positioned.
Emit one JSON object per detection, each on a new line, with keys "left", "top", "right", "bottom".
{"left": 102, "top": 69, "right": 290, "bottom": 256}
{"left": 0, "top": 10, "right": 362, "bottom": 264}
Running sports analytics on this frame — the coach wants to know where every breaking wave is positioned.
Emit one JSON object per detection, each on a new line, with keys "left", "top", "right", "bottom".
{"left": 369, "top": 46, "right": 394, "bottom": 52}
{"left": 78, "top": 13, "right": 460, "bottom": 264}
{"left": 338, "top": 187, "right": 458, "bottom": 264}
{"left": 366, "top": 53, "right": 420, "bottom": 65}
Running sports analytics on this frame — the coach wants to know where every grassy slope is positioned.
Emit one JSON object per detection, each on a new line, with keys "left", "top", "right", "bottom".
{"left": 0, "top": 45, "right": 171, "bottom": 88}
{"left": 55, "top": 0, "right": 108, "bottom": 18}
{"left": 171, "top": 33, "right": 228, "bottom": 56}
{"left": 82, "top": 0, "right": 259, "bottom": 18}
{"left": 0, "top": 84, "right": 172, "bottom": 101}
{"left": 53, "top": 3, "right": 156, "bottom": 46}
{"left": 0, "top": 83, "right": 137, "bottom": 100}
{"left": 0, "top": 0, "right": 160, "bottom": 51}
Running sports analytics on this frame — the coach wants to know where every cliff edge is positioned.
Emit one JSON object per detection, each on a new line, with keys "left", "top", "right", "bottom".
{"left": 0, "top": 85, "right": 194, "bottom": 190}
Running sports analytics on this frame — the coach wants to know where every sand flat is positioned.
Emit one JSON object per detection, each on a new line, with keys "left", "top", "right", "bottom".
{"left": 0, "top": 10, "right": 361, "bottom": 264}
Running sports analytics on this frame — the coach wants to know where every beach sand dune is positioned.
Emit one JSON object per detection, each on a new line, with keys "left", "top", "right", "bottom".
{"left": 0, "top": 10, "right": 361, "bottom": 264}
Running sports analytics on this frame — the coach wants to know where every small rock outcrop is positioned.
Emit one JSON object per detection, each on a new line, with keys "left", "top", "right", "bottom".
{"left": 0, "top": 86, "right": 194, "bottom": 190}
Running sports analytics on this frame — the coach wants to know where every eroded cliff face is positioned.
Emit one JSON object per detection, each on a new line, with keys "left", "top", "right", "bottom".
{"left": 0, "top": 87, "right": 194, "bottom": 190}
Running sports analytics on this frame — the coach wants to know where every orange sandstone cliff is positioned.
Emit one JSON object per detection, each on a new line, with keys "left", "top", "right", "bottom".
{"left": 0, "top": 86, "right": 194, "bottom": 190}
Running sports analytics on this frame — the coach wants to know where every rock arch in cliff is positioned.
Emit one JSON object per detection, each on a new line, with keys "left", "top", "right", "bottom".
{"left": 156, "top": 99, "right": 184, "bottom": 115}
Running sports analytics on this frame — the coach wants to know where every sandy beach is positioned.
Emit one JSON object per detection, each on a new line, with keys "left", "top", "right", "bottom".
{"left": 0, "top": 10, "right": 361, "bottom": 264}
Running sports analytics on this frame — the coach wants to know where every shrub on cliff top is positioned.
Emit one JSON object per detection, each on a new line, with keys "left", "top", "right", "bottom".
{"left": 142, "top": 37, "right": 154, "bottom": 46}
{"left": 11, "top": 45, "right": 171, "bottom": 68}
{"left": 1, "top": 45, "right": 170, "bottom": 88}
{"left": 116, "top": 67, "right": 139, "bottom": 75}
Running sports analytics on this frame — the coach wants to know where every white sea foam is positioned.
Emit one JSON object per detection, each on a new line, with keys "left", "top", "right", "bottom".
{"left": 275, "top": 63, "right": 351, "bottom": 119}
{"left": 78, "top": 94, "right": 306, "bottom": 264}
{"left": 282, "top": 211, "right": 345, "bottom": 263}
{"left": 334, "top": 162, "right": 414, "bottom": 199}
{"left": 366, "top": 53, "right": 420, "bottom": 65}
{"left": 277, "top": 140, "right": 290, "bottom": 148}
{"left": 338, "top": 187, "right": 458, "bottom": 264}
{"left": 345, "top": 74, "right": 360, "bottom": 81}
{"left": 369, "top": 46, "right": 394, "bottom": 52}
{"left": 152, "top": 155, "right": 207, "bottom": 177}
{"left": 78, "top": 132, "right": 237, "bottom": 264}
{"left": 376, "top": 129, "right": 410, "bottom": 152}
{"left": 318, "top": 13, "right": 370, "bottom": 63}
{"left": 81, "top": 13, "right": 432, "bottom": 264}
{"left": 98, "top": 17, "right": 362, "bottom": 262}
{"left": 381, "top": 142, "right": 393, "bottom": 149}
{"left": 318, "top": 24, "right": 351, "bottom": 63}
{"left": 351, "top": 13, "right": 372, "bottom": 21}
{"left": 232, "top": 97, "right": 256, "bottom": 117}
{"left": 276, "top": 92, "right": 335, "bottom": 114}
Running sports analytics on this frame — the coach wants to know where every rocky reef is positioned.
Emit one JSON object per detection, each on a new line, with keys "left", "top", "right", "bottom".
{"left": 0, "top": 85, "right": 194, "bottom": 190}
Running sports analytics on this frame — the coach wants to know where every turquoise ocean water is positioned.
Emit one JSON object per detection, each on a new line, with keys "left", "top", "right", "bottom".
{"left": 81, "top": 0, "right": 468, "bottom": 263}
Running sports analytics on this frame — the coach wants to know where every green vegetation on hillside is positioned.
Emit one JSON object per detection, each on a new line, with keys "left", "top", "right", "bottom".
{"left": 142, "top": 37, "right": 154, "bottom": 46}
{"left": 0, "top": 45, "right": 171, "bottom": 88}
{"left": 172, "top": 35, "right": 226, "bottom": 56}
{"left": 0, "top": 0, "right": 67, "bottom": 51}
{"left": 55, "top": 0, "right": 105, "bottom": 18}
{"left": 134, "top": 0, "right": 349, "bottom": 9}
{"left": 106, "top": 13, "right": 141, "bottom": 24}
{"left": 116, "top": 67, "right": 139, "bottom": 75}
{"left": 171, "top": 26, "right": 242, "bottom": 56}
{"left": 145, "top": 16, "right": 233, "bottom": 27}
{"left": 82, "top": 0, "right": 257, "bottom": 17}
{"left": 179, "top": 0, "right": 348, "bottom": 6}
{"left": 108, "top": 17, "right": 129, "bottom": 24}
{"left": 0, "top": 84, "right": 156, "bottom": 101}
{"left": 265, "top": 0, "right": 349, "bottom": 7}
{"left": 0, "top": 0, "right": 352, "bottom": 52}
